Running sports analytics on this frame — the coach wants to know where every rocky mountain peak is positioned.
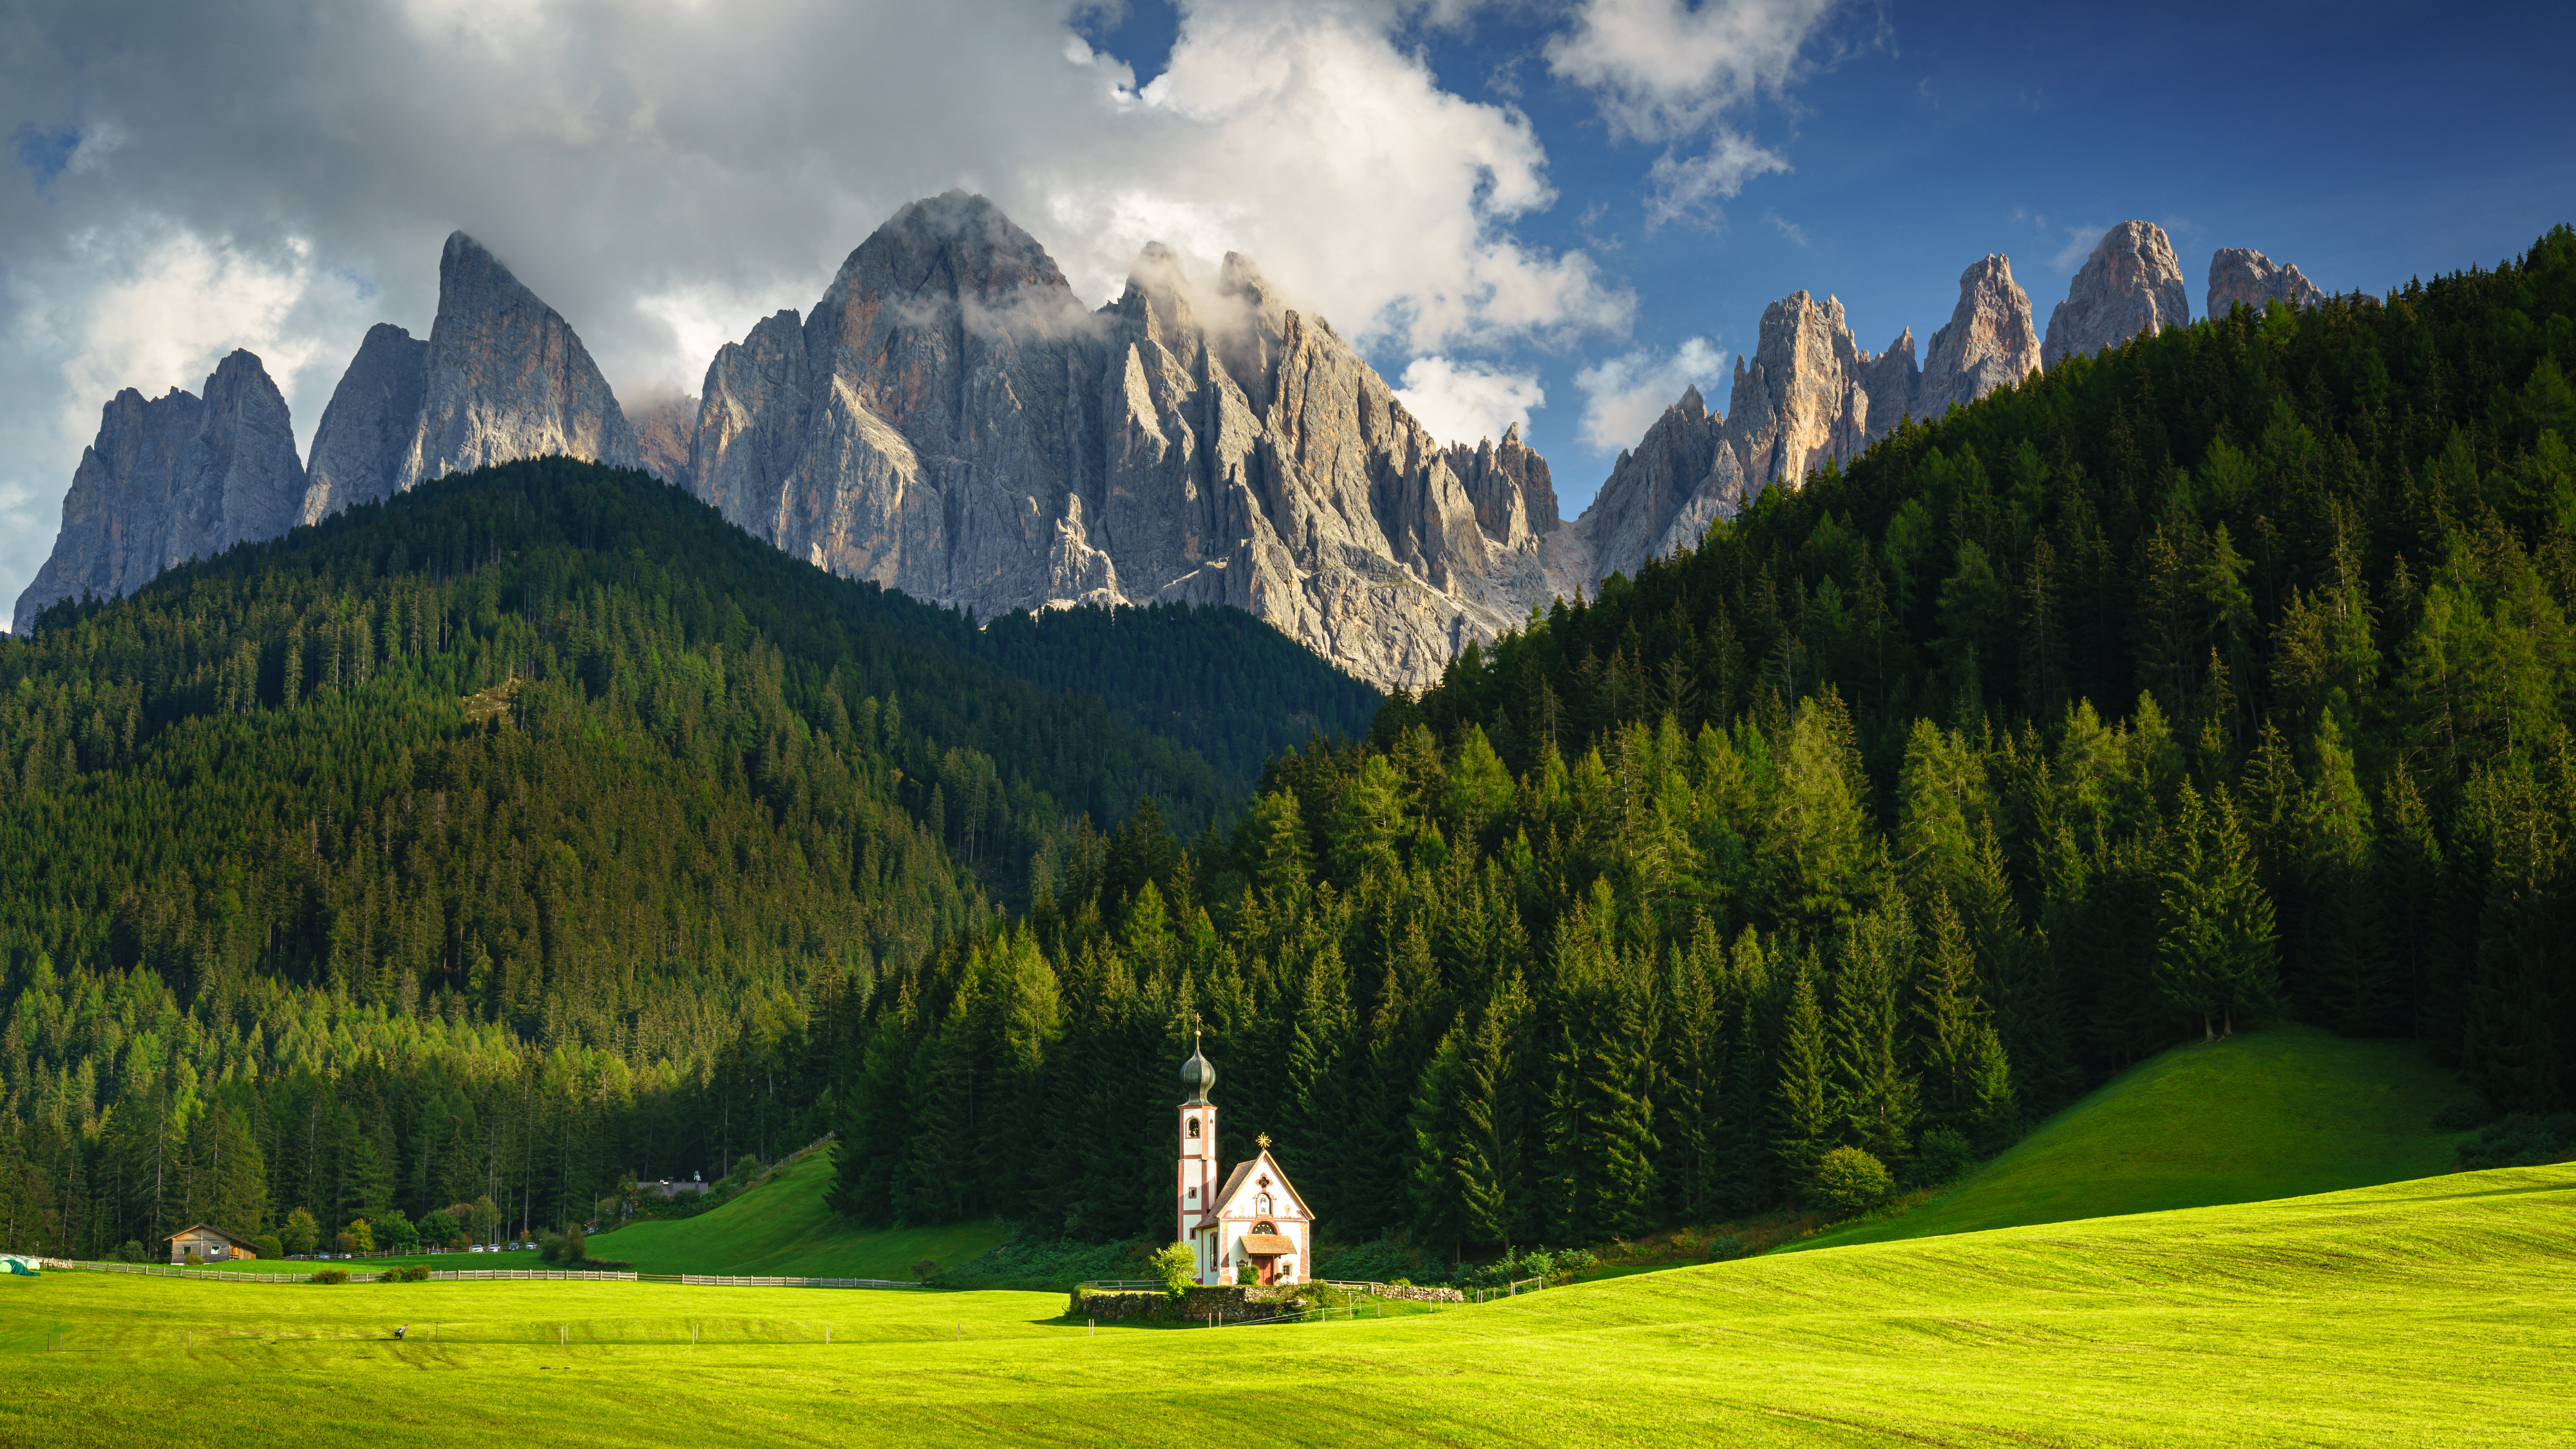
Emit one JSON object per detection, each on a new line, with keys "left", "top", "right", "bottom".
{"left": 2206, "top": 247, "right": 2325, "bottom": 318}
{"left": 675, "top": 194, "right": 1568, "bottom": 689}
{"left": 1923, "top": 253, "right": 2041, "bottom": 417}
{"left": 301, "top": 322, "right": 428, "bottom": 522}
{"left": 399, "top": 230, "right": 640, "bottom": 489}
{"left": 15, "top": 350, "right": 305, "bottom": 632}
{"left": 2041, "top": 221, "right": 2192, "bottom": 367}
{"left": 1443, "top": 421, "right": 1561, "bottom": 545}
{"left": 1116, "top": 241, "right": 1200, "bottom": 350}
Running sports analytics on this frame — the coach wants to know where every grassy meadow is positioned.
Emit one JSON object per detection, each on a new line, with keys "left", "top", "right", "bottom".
{"left": 1786, "top": 1023, "right": 2474, "bottom": 1253}
{"left": 587, "top": 1153, "right": 1009, "bottom": 1279}
{"left": 7, "top": 1164, "right": 2570, "bottom": 1447}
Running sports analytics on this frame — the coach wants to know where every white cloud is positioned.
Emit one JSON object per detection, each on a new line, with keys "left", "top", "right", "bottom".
{"left": 52, "top": 225, "right": 363, "bottom": 446}
{"left": 1547, "top": 0, "right": 1842, "bottom": 142}
{"left": 1549, "top": 0, "right": 1837, "bottom": 233}
{"left": 1574, "top": 336, "right": 1725, "bottom": 451}
{"left": 1393, "top": 355, "right": 1545, "bottom": 449}
{"left": 0, "top": 0, "right": 1638, "bottom": 621}
{"left": 1643, "top": 131, "right": 1790, "bottom": 230}
{"left": 2051, "top": 223, "right": 2112, "bottom": 272}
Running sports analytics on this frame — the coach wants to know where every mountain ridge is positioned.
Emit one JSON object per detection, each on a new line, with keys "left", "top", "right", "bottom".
{"left": 14, "top": 207, "right": 2333, "bottom": 690}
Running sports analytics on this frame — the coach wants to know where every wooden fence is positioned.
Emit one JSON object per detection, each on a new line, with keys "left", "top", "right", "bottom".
{"left": 40, "top": 1260, "right": 916, "bottom": 1289}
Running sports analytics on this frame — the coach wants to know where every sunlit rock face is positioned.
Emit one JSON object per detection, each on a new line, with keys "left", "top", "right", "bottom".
{"left": 1922, "top": 255, "right": 2041, "bottom": 418}
{"left": 685, "top": 192, "right": 1566, "bottom": 691}
{"left": 303, "top": 233, "right": 639, "bottom": 524}
{"left": 2042, "top": 220, "right": 2192, "bottom": 367}
{"left": 2206, "top": 248, "right": 2325, "bottom": 319}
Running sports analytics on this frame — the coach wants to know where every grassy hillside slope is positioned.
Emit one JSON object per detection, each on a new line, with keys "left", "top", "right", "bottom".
{"left": 1787, "top": 1023, "right": 2471, "bottom": 1253}
{"left": 592, "top": 1154, "right": 1007, "bottom": 1279}
{"left": 4, "top": 1166, "right": 2568, "bottom": 1446}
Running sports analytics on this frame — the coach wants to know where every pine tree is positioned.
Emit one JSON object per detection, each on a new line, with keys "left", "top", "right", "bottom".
{"left": 1828, "top": 901, "right": 1920, "bottom": 1166}
{"left": 2156, "top": 784, "right": 2282, "bottom": 1039}
{"left": 1771, "top": 949, "right": 1832, "bottom": 1196}
{"left": 1916, "top": 894, "right": 2013, "bottom": 1137}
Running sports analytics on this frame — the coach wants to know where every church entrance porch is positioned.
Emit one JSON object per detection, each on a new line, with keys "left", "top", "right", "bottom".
{"left": 1240, "top": 1227, "right": 1296, "bottom": 1286}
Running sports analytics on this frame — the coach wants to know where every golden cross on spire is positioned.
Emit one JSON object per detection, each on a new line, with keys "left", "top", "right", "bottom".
{"left": 1256, "top": 1133, "right": 1271, "bottom": 1150}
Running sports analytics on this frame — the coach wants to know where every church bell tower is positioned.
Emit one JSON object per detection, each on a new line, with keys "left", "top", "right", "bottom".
{"left": 1177, "top": 1032, "right": 1217, "bottom": 1273}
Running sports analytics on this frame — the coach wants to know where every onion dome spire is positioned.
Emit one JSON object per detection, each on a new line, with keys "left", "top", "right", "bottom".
{"left": 1180, "top": 1028, "right": 1216, "bottom": 1106}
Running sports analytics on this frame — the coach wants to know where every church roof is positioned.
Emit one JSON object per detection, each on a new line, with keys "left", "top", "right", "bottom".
{"left": 1193, "top": 1148, "right": 1315, "bottom": 1228}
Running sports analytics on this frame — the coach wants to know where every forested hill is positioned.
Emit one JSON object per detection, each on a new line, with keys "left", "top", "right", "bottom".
{"left": 0, "top": 458, "right": 1371, "bottom": 1258}
{"left": 820, "top": 227, "right": 2575, "bottom": 1262}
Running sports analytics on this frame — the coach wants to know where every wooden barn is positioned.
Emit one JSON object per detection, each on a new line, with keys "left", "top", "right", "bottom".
{"left": 166, "top": 1224, "right": 261, "bottom": 1265}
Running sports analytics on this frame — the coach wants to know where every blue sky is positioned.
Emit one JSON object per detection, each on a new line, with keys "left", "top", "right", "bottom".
{"left": 0, "top": 0, "right": 2568, "bottom": 618}
{"left": 1088, "top": 0, "right": 2573, "bottom": 504}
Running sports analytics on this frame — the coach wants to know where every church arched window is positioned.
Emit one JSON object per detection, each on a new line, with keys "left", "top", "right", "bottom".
{"left": 1253, "top": 1221, "right": 1276, "bottom": 1235}
{"left": 1186, "top": 1118, "right": 1200, "bottom": 1139}
{"left": 1255, "top": 1192, "right": 1273, "bottom": 1215}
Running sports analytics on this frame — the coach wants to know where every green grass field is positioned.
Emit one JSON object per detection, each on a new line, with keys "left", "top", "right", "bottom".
{"left": 5, "top": 1164, "right": 2568, "bottom": 1446}
{"left": 588, "top": 1151, "right": 1009, "bottom": 1278}
{"left": 1787, "top": 1023, "right": 2474, "bottom": 1254}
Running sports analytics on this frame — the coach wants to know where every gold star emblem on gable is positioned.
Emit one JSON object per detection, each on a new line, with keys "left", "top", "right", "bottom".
{"left": 1256, "top": 1133, "right": 1271, "bottom": 1149}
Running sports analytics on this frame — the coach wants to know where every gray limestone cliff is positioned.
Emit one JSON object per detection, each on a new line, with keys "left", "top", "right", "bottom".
{"left": 14, "top": 350, "right": 306, "bottom": 632}
{"left": 1556, "top": 251, "right": 2050, "bottom": 587}
{"left": 1549, "top": 291, "right": 1930, "bottom": 587}
{"left": 685, "top": 192, "right": 1559, "bottom": 690}
{"left": 1922, "top": 255, "right": 2041, "bottom": 417}
{"left": 1555, "top": 386, "right": 1726, "bottom": 586}
{"left": 629, "top": 395, "right": 697, "bottom": 486}
{"left": 399, "top": 232, "right": 639, "bottom": 488}
{"left": 302, "top": 232, "right": 641, "bottom": 524}
{"left": 2042, "top": 221, "right": 2192, "bottom": 367}
{"left": 301, "top": 323, "right": 428, "bottom": 523}
{"left": 2206, "top": 247, "right": 2325, "bottom": 319}
{"left": 1443, "top": 424, "right": 1560, "bottom": 545}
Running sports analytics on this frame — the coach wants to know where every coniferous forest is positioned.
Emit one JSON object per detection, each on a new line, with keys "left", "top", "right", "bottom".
{"left": 2, "top": 227, "right": 2571, "bottom": 1267}
{"left": 0, "top": 461, "right": 1374, "bottom": 1256}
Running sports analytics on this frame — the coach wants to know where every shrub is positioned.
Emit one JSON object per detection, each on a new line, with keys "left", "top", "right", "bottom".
{"left": 1147, "top": 1242, "right": 1197, "bottom": 1298}
{"left": 345, "top": 1218, "right": 375, "bottom": 1253}
{"left": 419, "top": 1210, "right": 458, "bottom": 1246}
{"left": 1311, "top": 1237, "right": 1423, "bottom": 1283}
{"left": 397, "top": 1264, "right": 431, "bottom": 1282}
{"left": 1703, "top": 1235, "right": 1744, "bottom": 1262}
{"left": 911, "top": 1259, "right": 940, "bottom": 1282}
{"left": 253, "top": 1235, "right": 284, "bottom": 1263}
{"left": 927, "top": 1233, "right": 1148, "bottom": 1292}
{"left": 333, "top": 1233, "right": 357, "bottom": 1256}
{"left": 281, "top": 1207, "right": 319, "bottom": 1258}
{"left": 2431, "top": 1100, "right": 2503, "bottom": 1133}
{"left": 1908, "top": 1128, "right": 1979, "bottom": 1187}
{"left": 1815, "top": 1146, "right": 1897, "bottom": 1213}
{"left": 184, "top": 1249, "right": 203, "bottom": 1266}
{"left": 2457, "top": 1112, "right": 2576, "bottom": 1170}
{"left": 312, "top": 1269, "right": 350, "bottom": 1285}
{"left": 118, "top": 1240, "right": 145, "bottom": 1264}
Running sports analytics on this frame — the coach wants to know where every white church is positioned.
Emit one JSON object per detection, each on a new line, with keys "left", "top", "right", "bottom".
{"left": 1175, "top": 1037, "right": 1314, "bottom": 1286}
